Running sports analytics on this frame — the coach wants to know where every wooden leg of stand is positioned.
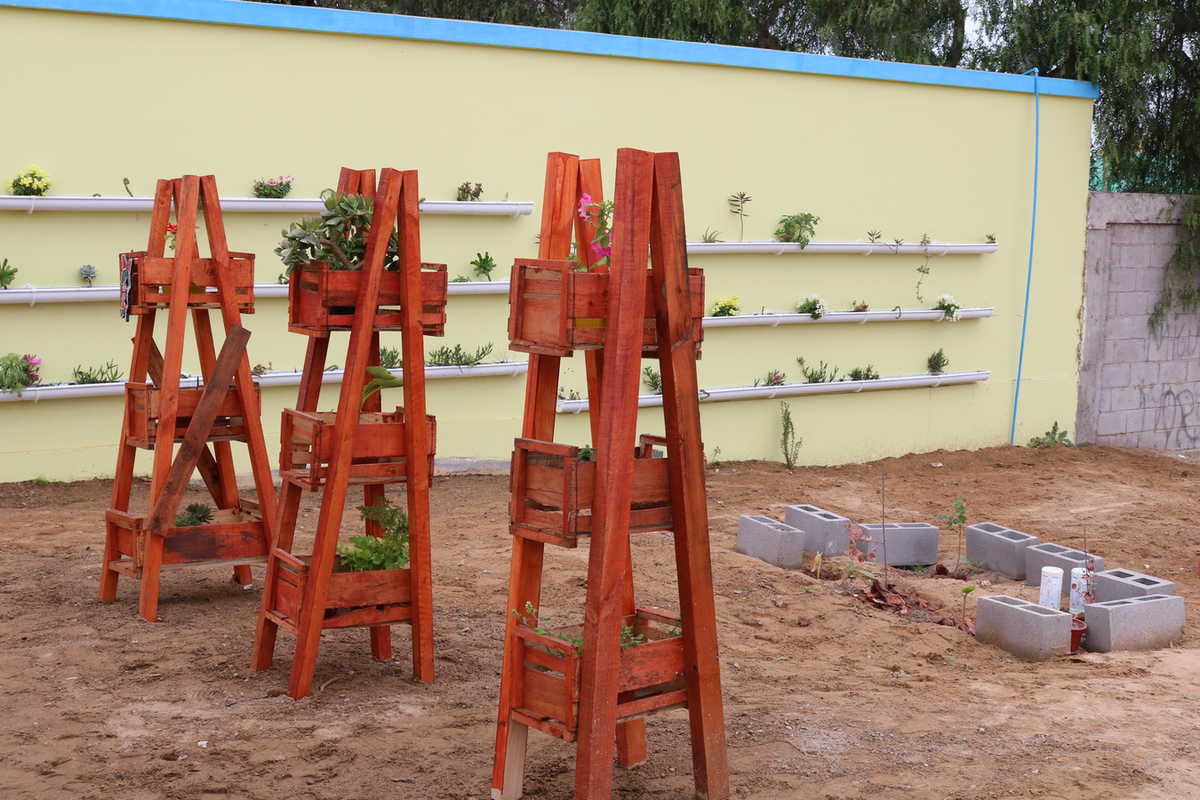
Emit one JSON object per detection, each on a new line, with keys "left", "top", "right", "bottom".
{"left": 138, "top": 533, "right": 165, "bottom": 622}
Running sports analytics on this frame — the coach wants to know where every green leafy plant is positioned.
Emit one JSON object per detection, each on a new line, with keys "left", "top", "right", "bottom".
{"left": 10, "top": 165, "right": 49, "bottom": 196}
{"left": 985, "top": 233, "right": 997, "bottom": 244}
{"left": 0, "top": 258, "right": 16, "bottom": 289}
{"left": 455, "top": 181, "right": 483, "bottom": 201}
{"left": 470, "top": 251, "right": 497, "bottom": 280}
{"left": 796, "top": 357, "right": 839, "bottom": 383}
{"left": 0, "top": 353, "right": 40, "bottom": 393}
{"left": 934, "top": 497, "right": 969, "bottom": 572}
{"left": 251, "top": 362, "right": 272, "bottom": 377}
{"left": 1029, "top": 421, "right": 1073, "bottom": 448}
{"left": 379, "top": 345, "right": 403, "bottom": 369}
{"left": 933, "top": 293, "right": 961, "bottom": 321}
{"left": 78, "top": 264, "right": 97, "bottom": 287}
{"left": 511, "top": 602, "right": 645, "bottom": 660}
{"left": 71, "top": 360, "right": 122, "bottom": 384}
{"left": 796, "top": 294, "right": 826, "bottom": 319}
{"left": 275, "top": 190, "right": 403, "bottom": 275}
{"left": 846, "top": 365, "right": 880, "bottom": 381}
{"left": 175, "top": 503, "right": 213, "bottom": 528}
{"left": 927, "top": 348, "right": 949, "bottom": 375}
{"left": 779, "top": 401, "right": 803, "bottom": 469}
{"left": 774, "top": 212, "right": 820, "bottom": 248}
{"left": 253, "top": 175, "right": 293, "bottom": 199}
{"left": 338, "top": 498, "right": 409, "bottom": 571}
{"left": 451, "top": 274, "right": 470, "bottom": 282}
{"left": 754, "top": 369, "right": 787, "bottom": 387}
{"left": 578, "top": 444, "right": 593, "bottom": 462}
{"left": 960, "top": 584, "right": 977, "bottom": 620}
{"left": 710, "top": 295, "right": 739, "bottom": 317}
{"left": 426, "top": 342, "right": 494, "bottom": 367}
{"left": 361, "top": 365, "right": 403, "bottom": 407}
{"left": 727, "top": 192, "right": 752, "bottom": 240}
{"left": 866, "top": 229, "right": 882, "bottom": 244}
{"left": 642, "top": 366, "right": 663, "bottom": 394}
{"left": 701, "top": 227, "right": 722, "bottom": 243}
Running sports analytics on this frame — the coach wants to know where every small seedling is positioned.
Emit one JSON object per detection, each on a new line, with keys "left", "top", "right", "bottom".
{"left": 710, "top": 296, "right": 739, "bottom": 317}
{"left": 1029, "top": 421, "right": 1073, "bottom": 448}
{"left": 701, "top": 227, "right": 722, "bottom": 243}
{"left": 175, "top": 503, "right": 213, "bottom": 527}
{"left": 470, "top": 251, "right": 497, "bottom": 280}
{"left": 451, "top": 275, "right": 470, "bottom": 282}
{"left": 338, "top": 499, "right": 409, "bottom": 571}
{"left": 985, "top": 233, "right": 997, "bottom": 244}
{"left": 72, "top": 360, "right": 123, "bottom": 384}
{"left": 709, "top": 445, "right": 722, "bottom": 471}
{"left": 933, "top": 497, "right": 968, "bottom": 573}
{"left": 456, "top": 181, "right": 483, "bottom": 201}
{"left": 851, "top": 300, "right": 869, "bottom": 312}
{"left": 927, "top": 348, "right": 949, "bottom": 375}
{"left": 79, "top": 264, "right": 97, "bottom": 287}
{"left": 754, "top": 369, "right": 787, "bottom": 387}
{"left": 727, "top": 192, "right": 752, "bottom": 240}
{"left": 796, "top": 357, "right": 839, "bottom": 383}
{"left": 250, "top": 362, "right": 272, "bottom": 377}
{"left": 0, "top": 258, "right": 16, "bottom": 289}
{"left": 642, "top": 366, "right": 663, "bottom": 394}
{"left": 960, "top": 584, "right": 977, "bottom": 619}
{"left": 866, "top": 230, "right": 882, "bottom": 244}
{"left": 779, "top": 401, "right": 802, "bottom": 469}
{"left": 774, "top": 213, "right": 820, "bottom": 248}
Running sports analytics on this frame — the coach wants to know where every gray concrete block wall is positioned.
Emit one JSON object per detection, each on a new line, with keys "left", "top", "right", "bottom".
{"left": 857, "top": 522, "right": 939, "bottom": 566}
{"left": 965, "top": 522, "right": 1038, "bottom": 579}
{"left": 1079, "top": 192, "right": 1200, "bottom": 450}
{"left": 976, "top": 595, "right": 1072, "bottom": 661}
{"left": 1092, "top": 568, "right": 1177, "bottom": 603}
{"left": 783, "top": 504, "right": 850, "bottom": 556}
{"left": 1084, "top": 594, "right": 1185, "bottom": 652}
{"left": 736, "top": 515, "right": 807, "bottom": 569}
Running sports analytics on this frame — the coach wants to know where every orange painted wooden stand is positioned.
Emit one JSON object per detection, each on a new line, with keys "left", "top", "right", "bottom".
{"left": 491, "top": 151, "right": 730, "bottom": 800}
{"left": 99, "top": 175, "right": 278, "bottom": 624}
{"left": 251, "top": 167, "right": 443, "bottom": 700}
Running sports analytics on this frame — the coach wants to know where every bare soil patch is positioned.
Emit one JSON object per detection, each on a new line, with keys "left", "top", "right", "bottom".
{"left": 0, "top": 445, "right": 1197, "bottom": 799}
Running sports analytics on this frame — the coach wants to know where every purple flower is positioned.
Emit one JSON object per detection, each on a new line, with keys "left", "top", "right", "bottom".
{"left": 24, "top": 355, "right": 41, "bottom": 366}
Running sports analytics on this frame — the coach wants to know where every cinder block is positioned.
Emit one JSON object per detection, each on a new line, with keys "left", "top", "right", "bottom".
{"left": 976, "top": 595, "right": 1072, "bottom": 661}
{"left": 856, "top": 522, "right": 938, "bottom": 566}
{"left": 1084, "top": 594, "right": 1185, "bottom": 652}
{"left": 736, "top": 515, "right": 806, "bottom": 569}
{"left": 1025, "top": 543, "right": 1105, "bottom": 596}
{"left": 1092, "top": 568, "right": 1176, "bottom": 603}
{"left": 965, "top": 522, "right": 1038, "bottom": 579}
{"left": 783, "top": 504, "right": 849, "bottom": 556}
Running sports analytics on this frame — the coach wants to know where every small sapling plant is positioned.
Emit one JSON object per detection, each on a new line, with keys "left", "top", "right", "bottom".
{"left": 796, "top": 294, "right": 826, "bottom": 319}
{"left": 79, "top": 264, "right": 97, "bottom": 287}
{"left": 470, "top": 251, "right": 497, "bottom": 280}
{"left": 426, "top": 342, "right": 494, "bottom": 367}
{"left": 0, "top": 258, "right": 17, "bottom": 289}
{"left": 642, "top": 366, "right": 663, "bottom": 394}
{"left": 10, "top": 165, "right": 50, "bottom": 196}
{"left": 72, "top": 360, "right": 122, "bottom": 384}
{"left": 933, "top": 293, "right": 961, "bottom": 321}
{"left": 338, "top": 498, "right": 409, "bottom": 571}
{"left": 754, "top": 369, "right": 787, "bottom": 387}
{"left": 779, "top": 401, "right": 802, "bottom": 469}
{"left": 933, "top": 496, "right": 968, "bottom": 573}
{"left": 985, "top": 233, "right": 997, "bottom": 244}
{"left": 866, "top": 230, "right": 882, "bottom": 244}
{"left": 175, "top": 503, "right": 213, "bottom": 527}
{"left": 960, "top": 584, "right": 976, "bottom": 619}
{"left": 701, "top": 227, "right": 722, "bottom": 243}
{"left": 773, "top": 213, "right": 820, "bottom": 249}
{"left": 927, "top": 348, "right": 949, "bottom": 375}
{"left": 796, "top": 357, "right": 839, "bottom": 383}
{"left": 727, "top": 192, "right": 752, "bottom": 240}
{"left": 1029, "top": 421, "right": 1073, "bottom": 448}
{"left": 456, "top": 181, "right": 484, "bottom": 201}
{"left": 253, "top": 176, "right": 294, "bottom": 199}
{"left": 710, "top": 295, "right": 739, "bottom": 317}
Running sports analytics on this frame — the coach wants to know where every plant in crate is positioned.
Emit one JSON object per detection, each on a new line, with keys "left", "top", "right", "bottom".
{"left": 927, "top": 348, "right": 949, "bottom": 375}
{"left": 0, "top": 258, "right": 16, "bottom": 289}
{"left": 774, "top": 212, "right": 820, "bottom": 248}
{"left": 338, "top": 499, "right": 410, "bottom": 571}
{"left": 710, "top": 295, "right": 739, "bottom": 317}
{"left": 10, "top": 165, "right": 50, "bottom": 196}
{"left": 253, "top": 175, "right": 294, "bottom": 199}
{"left": 174, "top": 503, "right": 213, "bottom": 528}
{"left": 796, "top": 294, "right": 826, "bottom": 319}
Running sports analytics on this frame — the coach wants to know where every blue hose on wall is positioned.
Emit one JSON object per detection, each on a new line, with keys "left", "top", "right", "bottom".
{"left": 1009, "top": 67, "right": 1039, "bottom": 444}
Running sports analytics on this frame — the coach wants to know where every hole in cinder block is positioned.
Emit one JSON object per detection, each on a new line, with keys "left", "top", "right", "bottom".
{"left": 1132, "top": 595, "right": 1164, "bottom": 601}
{"left": 1109, "top": 570, "right": 1134, "bottom": 578}
{"left": 993, "top": 597, "right": 1026, "bottom": 606}
{"left": 1061, "top": 551, "right": 1085, "bottom": 561}
{"left": 1039, "top": 544, "right": 1067, "bottom": 553}
{"left": 978, "top": 523, "right": 1004, "bottom": 532}
{"left": 819, "top": 513, "right": 838, "bottom": 520}
{"left": 1133, "top": 577, "right": 1161, "bottom": 586}
{"left": 1025, "top": 606, "right": 1060, "bottom": 616}
{"left": 798, "top": 505, "right": 818, "bottom": 511}
{"left": 1103, "top": 600, "right": 1133, "bottom": 606}
{"left": 1000, "top": 531, "right": 1029, "bottom": 541}
{"left": 901, "top": 523, "right": 926, "bottom": 528}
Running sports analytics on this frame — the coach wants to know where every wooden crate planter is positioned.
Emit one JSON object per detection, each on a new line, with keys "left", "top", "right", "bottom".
{"left": 279, "top": 406, "right": 436, "bottom": 490}
{"left": 510, "top": 434, "right": 672, "bottom": 547}
{"left": 119, "top": 250, "right": 256, "bottom": 315}
{"left": 287, "top": 261, "right": 448, "bottom": 335}
{"left": 266, "top": 548, "right": 413, "bottom": 632}
{"left": 512, "top": 608, "right": 686, "bottom": 742}
{"left": 105, "top": 499, "right": 266, "bottom": 571}
{"left": 507, "top": 258, "right": 705, "bottom": 357}
{"left": 124, "top": 381, "right": 261, "bottom": 449}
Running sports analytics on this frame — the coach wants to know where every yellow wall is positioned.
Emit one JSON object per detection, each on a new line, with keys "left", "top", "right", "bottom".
{"left": 0, "top": 5, "right": 1095, "bottom": 481}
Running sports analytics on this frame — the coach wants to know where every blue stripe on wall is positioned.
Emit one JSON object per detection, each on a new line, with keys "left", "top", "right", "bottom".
{"left": 2, "top": 0, "right": 1099, "bottom": 99}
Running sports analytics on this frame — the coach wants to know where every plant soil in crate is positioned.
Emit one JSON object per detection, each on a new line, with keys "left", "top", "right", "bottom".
{"left": 287, "top": 261, "right": 447, "bottom": 335}
{"left": 267, "top": 549, "right": 413, "bottom": 632}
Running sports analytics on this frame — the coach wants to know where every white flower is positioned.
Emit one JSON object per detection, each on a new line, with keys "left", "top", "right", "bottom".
{"left": 937, "top": 293, "right": 955, "bottom": 305}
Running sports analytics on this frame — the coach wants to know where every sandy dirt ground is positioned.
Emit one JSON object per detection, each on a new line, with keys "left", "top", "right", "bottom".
{"left": 0, "top": 444, "right": 1197, "bottom": 800}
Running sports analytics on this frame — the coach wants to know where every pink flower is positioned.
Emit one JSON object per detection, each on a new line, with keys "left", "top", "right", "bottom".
{"left": 578, "top": 193, "right": 593, "bottom": 221}
{"left": 24, "top": 355, "right": 41, "bottom": 366}
{"left": 591, "top": 242, "right": 611, "bottom": 258}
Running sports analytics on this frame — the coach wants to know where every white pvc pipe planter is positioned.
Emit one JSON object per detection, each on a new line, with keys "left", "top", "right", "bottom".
{"left": 0, "top": 279, "right": 511, "bottom": 305}
{"left": 556, "top": 370, "right": 990, "bottom": 413}
{"left": 685, "top": 241, "right": 998, "bottom": 256}
{"left": 0, "top": 361, "right": 529, "bottom": 403}
{"left": 0, "top": 195, "right": 534, "bottom": 217}
{"left": 702, "top": 307, "right": 994, "bottom": 327}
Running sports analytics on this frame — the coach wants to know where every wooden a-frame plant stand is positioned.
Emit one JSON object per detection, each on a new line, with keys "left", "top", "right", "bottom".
{"left": 99, "top": 175, "right": 278, "bottom": 623}
{"left": 251, "top": 167, "right": 443, "bottom": 700}
{"left": 491, "top": 149, "right": 729, "bottom": 799}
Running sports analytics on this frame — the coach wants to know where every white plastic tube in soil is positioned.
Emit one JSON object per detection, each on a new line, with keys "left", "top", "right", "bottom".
{"left": 1069, "top": 568, "right": 1087, "bottom": 614}
{"left": 1038, "top": 566, "right": 1063, "bottom": 610}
